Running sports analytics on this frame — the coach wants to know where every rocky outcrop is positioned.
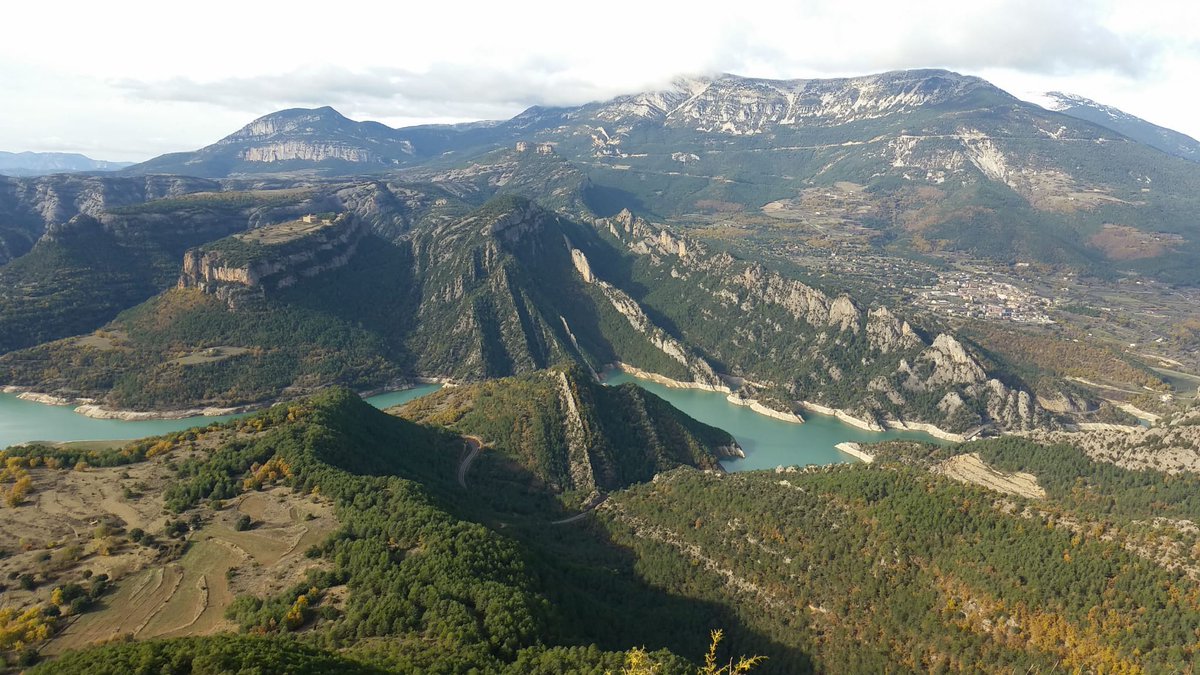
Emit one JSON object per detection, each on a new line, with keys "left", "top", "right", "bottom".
{"left": 178, "top": 214, "right": 366, "bottom": 306}
{"left": 241, "top": 142, "right": 382, "bottom": 164}
{"left": 515, "top": 141, "right": 555, "bottom": 155}
{"left": 916, "top": 334, "right": 988, "bottom": 388}
{"left": 481, "top": 200, "right": 546, "bottom": 242}
{"left": 867, "top": 307, "right": 923, "bottom": 353}
{"left": 1036, "top": 389, "right": 1096, "bottom": 414}
{"left": 565, "top": 237, "right": 722, "bottom": 389}
{"left": 594, "top": 208, "right": 1045, "bottom": 434}
{"left": 558, "top": 369, "right": 598, "bottom": 493}
{"left": 592, "top": 70, "right": 1004, "bottom": 134}
{"left": 0, "top": 174, "right": 218, "bottom": 263}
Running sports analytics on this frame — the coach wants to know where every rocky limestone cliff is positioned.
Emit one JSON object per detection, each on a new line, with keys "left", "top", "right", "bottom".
{"left": 558, "top": 369, "right": 598, "bottom": 493}
{"left": 867, "top": 307, "right": 923, "bottom": 353}
{"left": 592, "top": 208, "right": 1045, "bottom": 433}
{"left": 591, "top": 69, "right": 1003, "bottom": 134}
{"left": 129, "top": 106, "right": 416, "bottom": 175}
{"left": 241, "top": 142, "right": 379, "bottom": 164}
{"left": 564, "top": 234, "right": 722, "bottom": 389}
{"left": 178, "top": 213, "right": 366, "bottom": 306}
{"left": 0, "top": 175, "right": 218, "bottom": 263}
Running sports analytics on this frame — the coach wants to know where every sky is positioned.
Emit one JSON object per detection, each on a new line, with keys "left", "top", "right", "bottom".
{"left": 3, "top": 0, "right": 1198, "bottom": 162}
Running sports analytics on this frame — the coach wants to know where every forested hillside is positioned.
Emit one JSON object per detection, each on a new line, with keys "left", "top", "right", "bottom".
{"left": 395, "top": 365, "right": 737, "bottom": 497}
{"left": 4, "top": 382, "right": 1196, "bottom": 672}
{"left": 0, "top": 190, "right": 1046, "bottom": 435}
{"left": 1, "top": 383, "right": 752, "bottom": 672}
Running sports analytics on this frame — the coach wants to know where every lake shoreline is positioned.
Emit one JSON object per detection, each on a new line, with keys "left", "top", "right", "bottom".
{"left": 603, "top": 363, "right": 965, "bottom": 441}
{"left": 1, "top": 378, "right": 450, "bottom": 422}
{"left": 834, "top": 441, "right": 874, "bottom": 463}
{"left": 605, "top": 362, "right": 805, "bottom": 424}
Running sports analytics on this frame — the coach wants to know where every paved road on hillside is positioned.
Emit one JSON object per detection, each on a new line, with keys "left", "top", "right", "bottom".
{"left": 550, "top": 494, "right": 608, "bottom": 525}
{"left": 457, "top": 437, "right": 482, "bottom": 488}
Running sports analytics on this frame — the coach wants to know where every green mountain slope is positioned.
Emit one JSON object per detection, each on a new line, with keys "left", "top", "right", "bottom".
{"left": 0, "top": 195, "right": 1046, "bottom": 433}
{"left": 395, "top": 365, "right": 738, "bottom": 495}
{"left": 602, "top": 449, "right": 1200, "bottom": 672}
{"left": 7, "top": 385, "right": 748, "bottom": 673}
{"left": 13, "top": 382, "right": 1199, "bottom": 673}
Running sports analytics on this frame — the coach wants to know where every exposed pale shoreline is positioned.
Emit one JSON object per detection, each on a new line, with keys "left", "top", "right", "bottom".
{"left": 1, "top": 378, "right": 451, "bottom": 422}
{"left": 834, "top": 442, "right": 874, "bottom": 463}
{"left": 606, "top": 362, "right": 805, "bottom": 423}
{"left": 799, "top": 400, "right": 881, "bottom": 431}
{"left": 72, "top": 403, "right": 248, "bottom": 421}
{"left": 604, "top": 362, "right": 966, "bottom": 441}
{"left": 725, "top": 394, "right": 805, "bottom": 424}
{"left": 606, "top": 362, "right": 731, "bottom": 394}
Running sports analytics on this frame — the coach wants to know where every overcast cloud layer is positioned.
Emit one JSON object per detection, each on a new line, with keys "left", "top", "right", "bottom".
{"left": 4, "top": 0, "right": 1198, "bottom": 161}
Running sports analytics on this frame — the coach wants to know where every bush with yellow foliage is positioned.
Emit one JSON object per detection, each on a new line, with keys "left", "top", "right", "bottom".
{"left": 0, "top": 605, "right": 54, "bottom": 651}
{"left": 243, "top": 457, "right": 292, "bottom": 491}
{"left": 1, "top": 456, "right": 34, "bottom": 507}
{"left": 612, "top": 630, "right": 763, "bottom": 675}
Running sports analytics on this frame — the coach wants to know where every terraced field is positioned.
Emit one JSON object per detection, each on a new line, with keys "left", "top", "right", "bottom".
{"left": 41, "top": 486, "right": 335, "bottom": 654}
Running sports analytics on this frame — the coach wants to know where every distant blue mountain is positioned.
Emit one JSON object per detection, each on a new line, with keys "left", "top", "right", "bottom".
{"left": 0, "top": 151, "right": 134, "bottom": 176}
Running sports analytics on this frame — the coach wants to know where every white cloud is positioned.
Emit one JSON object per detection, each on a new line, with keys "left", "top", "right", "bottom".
{"left": 2, "top": 0, "right": 1197, "bottom": 161}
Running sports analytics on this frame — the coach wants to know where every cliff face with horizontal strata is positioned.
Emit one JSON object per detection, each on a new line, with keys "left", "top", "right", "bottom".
{"left": 178, "top": 213, "right": 366, "bottom": 306}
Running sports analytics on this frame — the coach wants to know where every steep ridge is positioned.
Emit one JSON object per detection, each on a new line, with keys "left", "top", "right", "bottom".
{"left": 129, "top": 107, "right": 419, "bottom": 177}
{"left": 121, "top": 68, "right": 1200, "bottom": 282}
{"left": 573, "top": 209, "right": 1044, "bottom": 434}
{"left": 1037, "top": 91, "right": 1200, "bottom": 163}
{"left": 397, "top": 194, "right": 699, "bottom": 381}
{"left": 394, "top": 364, "right": 739, "bottom": 495}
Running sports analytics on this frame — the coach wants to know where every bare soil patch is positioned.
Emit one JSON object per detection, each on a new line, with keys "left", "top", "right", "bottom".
{"left": 74, "top": 331, "right": 130, "bottom": 352}
{"left": 1088, "top": 224, "right": 1182, "bottom": 261}
{"left": 170, "top": 346, "right": 251, "bottom": 366}
{"left": 934, "top": 453, "right": 1045, "bottom": 499}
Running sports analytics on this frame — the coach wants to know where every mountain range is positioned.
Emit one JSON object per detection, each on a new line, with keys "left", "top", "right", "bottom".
{"left": 118, "top": 69, "right": 1200, "bottom": 284}
{"left": 1034, "top": 91, "right": 1200, "bottom": 163}
{"left": 4, "top": 67, "right": 1200, "bottom": 674}
{"left": 0, "top": 179, "right": 1044, "bottom": 435}
{"left": 0, "top": 151, "right": 133, "bottom": 177}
